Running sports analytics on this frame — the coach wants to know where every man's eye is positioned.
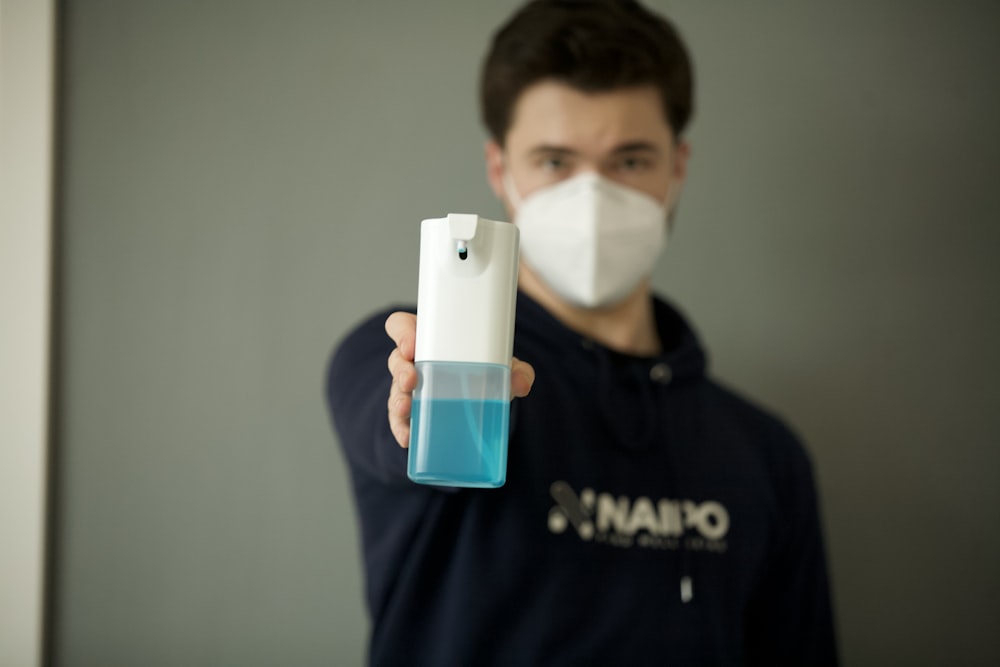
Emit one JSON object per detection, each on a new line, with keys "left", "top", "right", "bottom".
{"left": 542, "top": 157, "right": 566, "bottom": 171}
{"left": 618, "top": 156, "right": 651, "bottom": 171}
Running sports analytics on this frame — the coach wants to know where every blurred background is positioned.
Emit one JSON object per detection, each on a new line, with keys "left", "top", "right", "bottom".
{"left": 12, "top": 0, "right": 1000, "bottom": 664}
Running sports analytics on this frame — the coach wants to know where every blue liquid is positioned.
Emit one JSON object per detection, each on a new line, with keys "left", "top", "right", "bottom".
{"left": 408, "top": 398, "right": 509, "bottom": 488}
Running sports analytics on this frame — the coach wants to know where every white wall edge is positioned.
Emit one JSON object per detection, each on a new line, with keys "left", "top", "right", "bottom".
{"left": 0, "top": 1, "right": 55, "bottom": 666}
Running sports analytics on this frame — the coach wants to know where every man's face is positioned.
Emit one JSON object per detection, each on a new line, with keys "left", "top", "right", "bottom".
{"left": 486, "top": 80, "right": 689, "bottom": 217}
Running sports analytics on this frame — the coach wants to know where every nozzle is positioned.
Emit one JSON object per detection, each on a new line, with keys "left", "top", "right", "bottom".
{"left": 448, "top": 214, "right": 477, "bottom": 261}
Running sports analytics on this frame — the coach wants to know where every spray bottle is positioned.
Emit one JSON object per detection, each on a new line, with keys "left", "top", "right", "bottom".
{"left": 408, "top": 213, "right": 519, "bottom": 488}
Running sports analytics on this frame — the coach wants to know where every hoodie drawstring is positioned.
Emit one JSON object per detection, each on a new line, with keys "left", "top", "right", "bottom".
{"left": 591, "top": 340, "right": 697, "bottom": 604}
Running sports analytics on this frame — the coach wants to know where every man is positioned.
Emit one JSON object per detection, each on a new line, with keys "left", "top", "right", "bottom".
{"left": 327, "top": 1, "right": 838, "bottom": 664}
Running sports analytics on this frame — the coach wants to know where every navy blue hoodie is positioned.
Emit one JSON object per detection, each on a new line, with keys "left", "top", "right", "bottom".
{"left": 327, "top": 292, "right": 837, "bottom": 666}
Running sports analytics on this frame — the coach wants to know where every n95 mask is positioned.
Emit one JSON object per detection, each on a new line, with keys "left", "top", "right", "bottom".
{"left": 508, "top": 171, "right": 669, "bottom": 309}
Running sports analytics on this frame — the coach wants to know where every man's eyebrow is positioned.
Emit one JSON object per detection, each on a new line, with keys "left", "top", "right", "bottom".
{"left": 528, "top": 144, "right": 578, "bottom": 156}
{"left": 611, "top": 141, "right": 661, "bottom": 154}
{"left": 526, "top": 142, "right": 661, "bottom": 157}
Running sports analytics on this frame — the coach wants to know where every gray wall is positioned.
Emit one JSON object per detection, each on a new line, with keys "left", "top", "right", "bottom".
{"left": 52, "top": 1, "right": 1000, "bottom": 665}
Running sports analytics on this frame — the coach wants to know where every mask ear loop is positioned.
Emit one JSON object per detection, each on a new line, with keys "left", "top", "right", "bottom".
{"left": 665, "top": 140, "right": 685, "bottom": 226}
{"left": 662, "top": 182, "right": 675, "bottom": 210}
{"left": 664, "top": 181, "right": 682, "bottom": 230}
{"left": 501, "top": 169, "right": 523, "bottom": 211}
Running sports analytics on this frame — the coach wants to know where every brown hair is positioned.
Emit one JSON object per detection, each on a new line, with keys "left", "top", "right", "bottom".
{"left": 480, "top": 0, "right": 694, "bottom": 145}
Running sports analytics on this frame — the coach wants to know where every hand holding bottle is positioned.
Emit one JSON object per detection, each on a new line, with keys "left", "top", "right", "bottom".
{"left": 385, "top": 311, "right": 534, "bottom": 449}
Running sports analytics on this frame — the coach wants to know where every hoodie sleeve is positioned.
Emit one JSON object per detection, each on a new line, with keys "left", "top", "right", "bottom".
{"left": 326, "top": 307, "right": 413, "bottom": 487}
{"left": 744, "top": 423, "right": 839, "bottom": 666}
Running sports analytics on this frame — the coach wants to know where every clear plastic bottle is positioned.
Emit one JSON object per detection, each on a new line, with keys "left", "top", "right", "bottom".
{"left": 409, "top": 361, "right": 509, "bottom": 487}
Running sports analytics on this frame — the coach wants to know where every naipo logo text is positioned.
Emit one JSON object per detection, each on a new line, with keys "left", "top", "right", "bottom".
{"left": 547, "top": 480, "right": 730, "bottom": 552}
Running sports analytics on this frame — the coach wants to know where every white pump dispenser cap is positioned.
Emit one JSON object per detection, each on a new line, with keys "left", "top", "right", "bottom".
{"left": 414, "top": 214, "right": 519, "bottom": 367}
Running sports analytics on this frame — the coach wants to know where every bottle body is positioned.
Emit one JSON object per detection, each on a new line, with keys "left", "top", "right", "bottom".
{"left": 409, "top": 214, "right": 518, "bottom": 488}
{"left": 408, "top": 361, "right": 510, "bottom": 488}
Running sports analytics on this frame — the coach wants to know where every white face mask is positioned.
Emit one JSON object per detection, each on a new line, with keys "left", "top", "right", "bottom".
{"left": 506, "top": 171, "right": 671, "bottom": 309}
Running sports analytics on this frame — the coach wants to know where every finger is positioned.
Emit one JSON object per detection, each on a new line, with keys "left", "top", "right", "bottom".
{"left": 387, "top": 349, "right": 418, "bottom": 392}
{"left": 387, "top": 390, "right": 412, "bottom": 448}
{"left": 384, "top": 312, "right": 417, "bottom": 361}
{"left": 387, "top": 379, "right": 413, "bottom": 419}
{"left": 511, "top": 357, "right": 535, "bottom": 399}
{"left": 390, "top": 415, "right": 411, "bottom": 449}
